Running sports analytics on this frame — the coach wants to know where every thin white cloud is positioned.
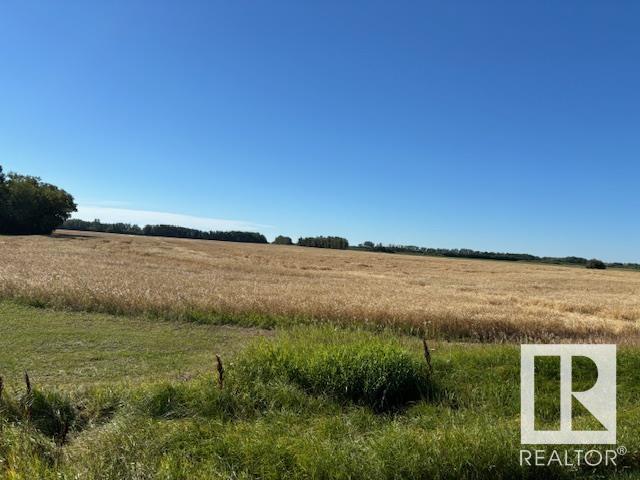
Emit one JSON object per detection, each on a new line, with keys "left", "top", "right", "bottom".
{"left": 88, "top": 200, "right": 133, "bottom": 207}
{"left": 74, "top": 205, "right": 273, "bottom": 232}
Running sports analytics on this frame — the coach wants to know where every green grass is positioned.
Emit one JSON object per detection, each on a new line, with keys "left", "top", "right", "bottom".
{"left": 1, "top": 302, "right": 639, "bottom": 479}
{"left": 0, "top": 302, "right": 268, "bottom": 388}
{"left": 236, "top": 328, "right": 434, "bottom": 410}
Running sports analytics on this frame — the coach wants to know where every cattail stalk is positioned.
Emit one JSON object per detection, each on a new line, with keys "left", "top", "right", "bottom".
{"left": 422, "top": 339, "right": 433, "bottom": 373}
{"left": 24, "top": 371, "right": 31, "bottom": 395}
{"left": 216, "top": 354, "right": 224, "bottom": 389}
{"left": 60, "top": 418, "right": 70, "bottom": 445}
{"left": 23, "top": 371, "right": 33, "bottom": 419}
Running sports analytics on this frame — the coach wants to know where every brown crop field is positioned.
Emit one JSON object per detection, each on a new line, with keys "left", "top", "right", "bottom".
{"left": 1, "top": 230, "right": 639, "bottom": 342}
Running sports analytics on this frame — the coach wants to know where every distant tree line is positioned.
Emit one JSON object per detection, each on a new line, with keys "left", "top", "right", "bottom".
{"left": 354, "top": 242, "right": 640, "bottom": 270}
{"left": 142, "top": 224, "right": 267, "bottom": 243}
{"left": 298, "top": 236, "right": 349, "bottom": 249}
{"left": 0, "top": 166, "right": 76, "bottom": 234}
{"left": 2, "top": 163, "right": 635, "bottom": 268}
{"left": 61, "top": 218, "right": 268, "bottom": 243}
{"left": 62, "top": 218, "right": 143, "bottom": 235}
{"left": 607, "top": 262, "right": 640, "bottom": 270}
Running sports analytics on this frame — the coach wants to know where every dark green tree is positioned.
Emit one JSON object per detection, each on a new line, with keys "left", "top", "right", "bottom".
{"left": 585, "top": 259, "right": 606, "bottom": 270}
{"left": 298, "top": 236, "right": 349, "bottom": 249}
{"left": 273, "top": 235, "right": 293, "bottom": 245}
{"left": 0, "top": 167, "right": 77, "bottom": 234}
{"left": 0, "top": 166, "right": 7, "bottom": 226}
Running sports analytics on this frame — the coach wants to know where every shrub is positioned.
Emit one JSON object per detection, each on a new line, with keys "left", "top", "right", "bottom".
{"left": 236, "top": 328, "right": 432, "bottom": 410}
{"left": 586, "top": 259, "right": 606, "bottom": 270}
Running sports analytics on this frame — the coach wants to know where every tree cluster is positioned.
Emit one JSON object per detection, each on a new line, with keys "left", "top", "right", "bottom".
{"left": 585, "top": 259, "right": 607, "bottom": 270}
{"left": 297, "top": 236, "right": 349, "bottom": 249}
{"left": 273, "top": 235, "right": 293, "bottom": 245}
{"left": 0, "top": 166, "right": 76, "bottom": 234}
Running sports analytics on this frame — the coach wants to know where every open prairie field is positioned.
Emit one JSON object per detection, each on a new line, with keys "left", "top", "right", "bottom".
{"left": 1, "top": 230, "right": 639, "bottom": 342}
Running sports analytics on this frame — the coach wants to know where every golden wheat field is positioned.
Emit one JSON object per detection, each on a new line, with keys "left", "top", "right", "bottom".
{"left": 1, "top": 230, "right": 639, "bottom": 342}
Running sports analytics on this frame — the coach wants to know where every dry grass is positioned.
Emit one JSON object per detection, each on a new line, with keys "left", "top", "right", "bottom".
{"left": 1, "top": 230, "right": 640, "bottom": 342}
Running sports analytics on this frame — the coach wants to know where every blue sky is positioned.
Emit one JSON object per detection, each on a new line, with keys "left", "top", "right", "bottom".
{"left": 1, "top": 1, "right": 639, "bottom": 261}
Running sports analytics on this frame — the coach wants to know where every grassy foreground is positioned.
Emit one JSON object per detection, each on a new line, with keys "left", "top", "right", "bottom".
{"left": 1, "top": 303, "right": 639, "bottom": 479}
{"left": 0, "top": 302, "right": 268, "bottom": 387}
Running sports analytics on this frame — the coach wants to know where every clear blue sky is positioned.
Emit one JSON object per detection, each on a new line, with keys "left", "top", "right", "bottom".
{"left": 1, "top": 1, "right": 639, "bottom": 261}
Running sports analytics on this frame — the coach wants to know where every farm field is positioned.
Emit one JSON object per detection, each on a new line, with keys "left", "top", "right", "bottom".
{"left": 2, "top": 232, "right": 640, "bottom": 479}
{"left": 1, "top": 230, "right": 640, "bottom": 342}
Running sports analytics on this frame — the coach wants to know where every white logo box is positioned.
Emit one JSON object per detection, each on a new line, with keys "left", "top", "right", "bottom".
{"left": 521, "top": 344, "right": 616, "bottom": 445}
